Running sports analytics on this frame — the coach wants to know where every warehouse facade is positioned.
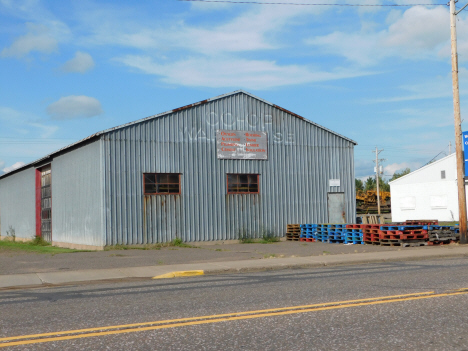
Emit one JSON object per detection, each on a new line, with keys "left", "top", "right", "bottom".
{"left": 0, "top": 91, "right": 356, "bottom": 250}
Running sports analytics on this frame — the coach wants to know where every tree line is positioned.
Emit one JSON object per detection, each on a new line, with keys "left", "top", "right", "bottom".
{"left": 355, "top": 168, "right": 410, "bottom": 193}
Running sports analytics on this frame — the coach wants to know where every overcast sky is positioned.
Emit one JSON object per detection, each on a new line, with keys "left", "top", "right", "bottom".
{"left": 1, "top": 0, "right": 467, "bottom": 178}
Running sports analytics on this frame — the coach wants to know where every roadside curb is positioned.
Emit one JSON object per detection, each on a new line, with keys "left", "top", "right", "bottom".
{"left": 152, "top": 270, "right": 204, "bottom": 279}
{"left": 1, "top": 246, "right": 468, "bottom": 290}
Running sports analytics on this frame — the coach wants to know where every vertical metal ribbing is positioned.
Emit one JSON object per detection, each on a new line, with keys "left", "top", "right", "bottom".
{"left": 102, "top": 92, "right": 355, "bottom": 244}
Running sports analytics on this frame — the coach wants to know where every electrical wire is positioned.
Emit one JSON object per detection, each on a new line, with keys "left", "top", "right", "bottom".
{"left": 178, "top": 0, "right": 447, "bottom": 6}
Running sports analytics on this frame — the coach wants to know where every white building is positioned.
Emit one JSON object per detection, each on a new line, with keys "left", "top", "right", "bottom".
{"left": 389, "top": 153, "right": 467, "bottom": 222}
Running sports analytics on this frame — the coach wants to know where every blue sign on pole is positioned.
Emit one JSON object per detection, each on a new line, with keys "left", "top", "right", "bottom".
{"left": 463, "top": 131, "right": 468, "bottom": 176}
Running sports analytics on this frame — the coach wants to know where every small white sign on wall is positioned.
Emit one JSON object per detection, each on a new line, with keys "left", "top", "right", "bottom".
{"left": 329, "top": 179, "right": 340, "bottom": 187}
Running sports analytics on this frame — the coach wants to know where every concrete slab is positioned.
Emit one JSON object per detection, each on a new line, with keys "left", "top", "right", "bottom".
{"left": 0, "top": 273, "right": 42, "bottom": 288}
{"left": 1, "top": 245, "right": 468, "bottom": 290}
{"left": 36, "top": 268, "right": 128, "bottom": 285}
{"left": 118, "top": 266, "right": 175, "bottom": 278}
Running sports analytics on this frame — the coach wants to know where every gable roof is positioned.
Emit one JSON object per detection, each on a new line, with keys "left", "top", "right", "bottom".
{"left": 0, "top": 90, "right": 357, "bottom": 179}
{"left": 388, "top": 153, "right": 455, "bottom": 184}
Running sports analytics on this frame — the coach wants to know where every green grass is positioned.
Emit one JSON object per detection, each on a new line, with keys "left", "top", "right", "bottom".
{"left": 0, "top": 238, "right": 87, "bottom": 254}
{"left": 240, "top": 238, "right": 257, "bottom": 244}
{"left": 439, "top": 221, "right": 459, "bottom": 226}
{"left": 259, "top": 231, "right": 281, "bottom": 244}
{"left": 170, "top": 237, "right": 195, "bottom": 248}
{"left": 263, "top": 253, "right": 276, "bottom": 258}
{"left": 238, "top": 228, "right": 281, "bottom": 244}
{"left": 104, "top": 238, "right": 197, "bottom": 251}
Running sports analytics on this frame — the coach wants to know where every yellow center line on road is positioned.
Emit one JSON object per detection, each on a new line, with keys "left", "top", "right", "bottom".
{"left": 0, "top": 291, "right": 433, "bottom": 343}
{"left": 1, "top": 289, "right": 466, "bottom": 348}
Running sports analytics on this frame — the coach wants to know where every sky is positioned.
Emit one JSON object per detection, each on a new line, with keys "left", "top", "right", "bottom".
{"left": 1, "top": 0, "right": 467, "bottom": 180}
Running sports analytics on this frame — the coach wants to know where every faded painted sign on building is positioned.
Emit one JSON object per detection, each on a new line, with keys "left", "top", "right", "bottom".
{"left": 216, "top": 130, "right": 268, "bottom": 160}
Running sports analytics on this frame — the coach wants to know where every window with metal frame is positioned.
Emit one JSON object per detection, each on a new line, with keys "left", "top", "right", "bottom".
{"left": 144, "top": 173, "right": 180, "bottom": 195}
{"left": 441, "top": 170, "right": 446, "bottom": 179}
{"left": 227, "top": 174, "right": 259, "bottom": 194}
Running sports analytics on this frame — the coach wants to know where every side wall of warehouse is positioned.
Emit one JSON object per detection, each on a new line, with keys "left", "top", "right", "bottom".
{"left": 51, "top": 141, "right": 104, "bottom": 249}
{"left": 0, "top": 168, "right": 36, "bottom": 240}
{"left": 390, "top": 154, "right": 460, "bottom": 222}
{"left": 102, "top": 92, "right": 355, "bottom": 245}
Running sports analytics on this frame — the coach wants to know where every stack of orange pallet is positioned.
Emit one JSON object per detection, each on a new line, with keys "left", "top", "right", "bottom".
{"left": 286, "top": 224, "right": 300, "bottom": 241}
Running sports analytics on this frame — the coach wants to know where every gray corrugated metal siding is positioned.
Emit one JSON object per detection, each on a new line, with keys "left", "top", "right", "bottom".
{"left": 0, "top": 167, "right": 36, "bottom": 239}
{"left": 102, "top": 92, "right": 355, "bottom": 245}
{"left": 52, "top": 141, "right": 103, "bottom": 246}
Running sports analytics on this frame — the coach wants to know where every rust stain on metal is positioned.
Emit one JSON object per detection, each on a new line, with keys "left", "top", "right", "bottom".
{"left": 143, "top": 196, "right": 148, "bottom": 242}
{"left": 171, "top": 99, "right": 209, "bottom": 113}
{"left": 174, "top": 196, "right": 178, "bottom": 237}
{"left": 273, "top": 104, "right": 304, "bottom": 120}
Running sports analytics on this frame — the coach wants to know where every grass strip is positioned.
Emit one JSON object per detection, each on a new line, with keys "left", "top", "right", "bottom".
{"left": 0, "top": 239, "right": 88, "bottom": 254}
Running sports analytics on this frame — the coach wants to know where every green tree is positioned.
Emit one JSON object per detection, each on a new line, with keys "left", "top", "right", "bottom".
{"left": 390, "top": 168, "right": 411, "bottom": 182}
{"left": 379, "top": 176, "right": 390, "bottom": 192}
{"left": 362, "top": 176, "right": 390, "bottom": 192}
{"left": 364, "top": 177, "right": 375, "bottom": 191}
{"left": 355, "top": 178, "right": 364, "bottom": 192}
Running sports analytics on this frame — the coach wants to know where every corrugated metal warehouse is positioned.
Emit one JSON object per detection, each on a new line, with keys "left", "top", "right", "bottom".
{"left": 0, "top": 91, "right": 356, "bottom": 250}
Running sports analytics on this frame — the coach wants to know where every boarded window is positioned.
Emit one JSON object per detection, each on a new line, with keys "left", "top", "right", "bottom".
{"left": 144, "top": 173, "right": 180, "bottom": 195}
{"left": 430, "top": 195, "right": 448, "bottom": 209}
{"left": 441, "top": 170, "right": 446, "bottom": 179}
{"left": 227, "top": 174, "right": 259, "bottom": 194}
{"left": 399, "top": 196, "right": 416, "bottom": 210}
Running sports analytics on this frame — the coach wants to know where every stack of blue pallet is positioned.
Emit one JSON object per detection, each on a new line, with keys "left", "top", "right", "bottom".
{"left": 327, "top": 224, "right": 346, "bottom": 243}
{"left": 344, "top": 227, "right": 364, "bottom": 244}
{"left": 299, "top": 224, "right": 307, "bottom": 239}
{"left": 316, "top": 224, "right": 329, "bottom": 242}
{"left": 299, "top": 224, "right": 317, "bottom": 240}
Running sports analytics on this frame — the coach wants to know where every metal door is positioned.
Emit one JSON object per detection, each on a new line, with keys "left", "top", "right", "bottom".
{"left": 328, "top": 192, "right": 346, "bottom": 223}
{"left": 41, "top": 165, "right": 52, "bottom": 242}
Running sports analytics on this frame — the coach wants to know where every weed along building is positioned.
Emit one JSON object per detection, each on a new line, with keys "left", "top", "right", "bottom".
{"left": 0, "top": 91, "right": 356, "bottom": 250}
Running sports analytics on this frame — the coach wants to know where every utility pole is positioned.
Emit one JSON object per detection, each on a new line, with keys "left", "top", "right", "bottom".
{"left": 449, "top": 141, "right": 452, "bottom": 154}
{"left": 450, "top": 0, "right": 468, "bottom": 243}
{"left": 373, "top": 147, "right": 385, "bottom": 215}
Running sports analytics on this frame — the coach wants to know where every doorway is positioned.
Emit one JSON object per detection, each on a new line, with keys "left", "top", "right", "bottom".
{"left": 328, "top": 192, "right": 346, "bottom": 223}
{"left": 40, "top": 165, "right": 52, "bottom": 242}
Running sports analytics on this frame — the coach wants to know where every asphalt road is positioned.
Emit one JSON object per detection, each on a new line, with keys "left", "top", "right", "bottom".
{"left": 2, "top": 258, "right": 468, "bottom": 350}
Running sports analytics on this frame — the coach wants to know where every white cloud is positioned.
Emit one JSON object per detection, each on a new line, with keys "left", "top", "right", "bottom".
{"left": 355, "top": 158, "right": 375, "bottom": 178}
{"left": 307, "top": 6, "right": 452, "bottom": 66}
{"left": 28, "top": 123, "right": 59, "bottom": 138}
{"left": 1, "top": 23, "right": 58, "bottom": 58}
{"left": 2, "top": 161, "right": 26, "bottom": 174}
{"left": 70, "top": 1, "right": 369, "bottom": 88}
{"left": 117, "top": 55, "right": 372, "bottom": 89}
{"left": 384, "top": 6, "right": 448, "bottom": 53}
{"left": 379, "top": 107, "right": 453, "bottom": 130}
{"left": 368, "top": 68, "right": 468, "bottom": 103}
{"left": 60, "top": 51, "right": 95, "bottom": 73}
{"left": 0, "top": 105, "right": 27, "bottom": 121}
{"left": 0, "top": 106, "right": 59, "bottom": 137}
{"left": 47, "top": 96, "right": 103, "bottom": 120}
{"left": 79, "top": 1, "right": 325, "bottom": 54}
{"left": 385, "top": 162, "right": 419, "bottom": 177}
{"left": 0, "top": 105, "right": 76, "bottom": 169}
{"left": 189, "top": 1, "right": 231, "bottom": 11}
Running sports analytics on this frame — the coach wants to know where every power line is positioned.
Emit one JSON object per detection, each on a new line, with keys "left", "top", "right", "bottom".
{"left": 178, "top": 0, "right": 447, "bottom": 6}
